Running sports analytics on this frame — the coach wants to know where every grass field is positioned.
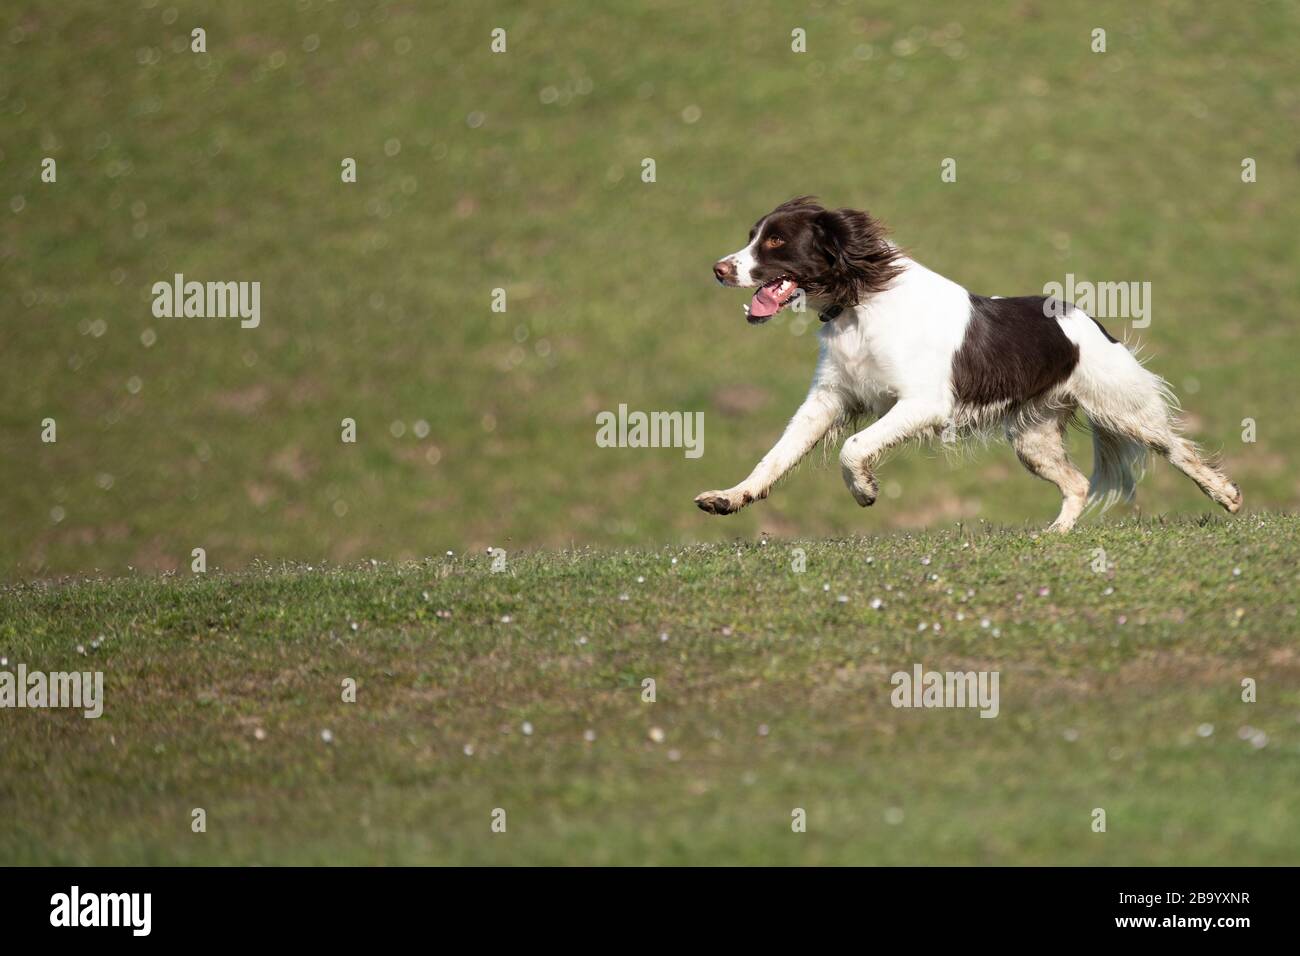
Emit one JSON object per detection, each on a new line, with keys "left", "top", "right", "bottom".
{"left": 2, "top": 515, "right": 1297, "bottom": 864}
{"left": 2, "top": 1, "right": 1298, "bottom": 577}
{"left": 2, "top": 2, "right": 1298, "bottom": 866}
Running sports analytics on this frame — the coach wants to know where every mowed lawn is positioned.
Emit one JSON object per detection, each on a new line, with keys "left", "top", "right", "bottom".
{"left": 2, "top": 515, "right": 1296, "bottom": 865}
{"left": 2, "top": 0, "right": 1299, "bottom": 578}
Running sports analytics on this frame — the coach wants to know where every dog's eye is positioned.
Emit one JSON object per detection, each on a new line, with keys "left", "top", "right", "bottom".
{"left": 763, "top": 235, "right": 785, "bottom": 249}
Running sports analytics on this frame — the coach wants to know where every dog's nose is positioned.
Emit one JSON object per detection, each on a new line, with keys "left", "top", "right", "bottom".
{"left": 714, "top": 259, "right": 735, "bottom": 283}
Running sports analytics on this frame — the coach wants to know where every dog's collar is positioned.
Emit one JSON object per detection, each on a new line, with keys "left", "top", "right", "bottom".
{"left": 818, "top": 304, "right": 844, "bottom": 322}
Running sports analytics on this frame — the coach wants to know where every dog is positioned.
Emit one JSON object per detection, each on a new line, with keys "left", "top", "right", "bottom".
{"left": 696, "top": 197, "right": 1242, "bottom": 532}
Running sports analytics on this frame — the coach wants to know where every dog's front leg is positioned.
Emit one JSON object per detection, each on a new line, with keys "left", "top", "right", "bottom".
{"left": 839, "top": 399, "right": 946, "bottom": 506}
{"left": 695, "top": 388, "right": 844, "bottom": 515}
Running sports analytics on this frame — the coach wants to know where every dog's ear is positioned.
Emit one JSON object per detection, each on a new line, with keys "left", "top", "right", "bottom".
{"left": 774, "top": 195, "right": 821, "bottom": 215}
{"left": 811, "top": 207, "right": 903, "bottom": 303}
{"left": 813, "top": 207, "right": 877, "bottom": 261}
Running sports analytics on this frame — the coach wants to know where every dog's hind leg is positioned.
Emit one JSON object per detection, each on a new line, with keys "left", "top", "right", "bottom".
{"left": 1084, "top": 389, "right": 1242, "bottom": 513}
{"left": 1007, "top": 407, "right": 1090, "bottom": 532}
{"left": 1115, "top": 419, "right": 1243, "bottom": 513}
{"left": 1063, "top": 307, "right": 1242, "bottom": 514}
{"left": 1163, "top": 436, "right": 1243, "bottom": 512}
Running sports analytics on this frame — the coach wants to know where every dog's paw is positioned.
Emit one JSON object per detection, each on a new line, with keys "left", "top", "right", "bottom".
{"left": 848, "top": 484, "right": 877, "bottom": 507}
{"left": 694, "top": 489, "right": 751, "bottom": 515}
{"left": 840, "top": 465, "right": 878, "bottom": 507}
{"left": 1224, "top": 483, "right": 1244, "bottom": 514}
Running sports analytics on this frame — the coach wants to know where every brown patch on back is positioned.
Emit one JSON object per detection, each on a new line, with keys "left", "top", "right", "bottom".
{"left": 952, "top": 295, "right": 1079, "bottom": 408}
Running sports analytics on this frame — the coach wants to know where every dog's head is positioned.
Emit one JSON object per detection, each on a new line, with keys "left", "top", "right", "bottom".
{"left": 713, "top": 197, "right": 904, "bottom": 323}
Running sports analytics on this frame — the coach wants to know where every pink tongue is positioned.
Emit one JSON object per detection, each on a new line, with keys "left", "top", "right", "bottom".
{"left": 749, "top": 284, "right": 782, "bottom": 318}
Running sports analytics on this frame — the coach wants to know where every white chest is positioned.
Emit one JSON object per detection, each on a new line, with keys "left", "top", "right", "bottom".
{"left": 813, "top": 259, "right": 973, "bottom": 410}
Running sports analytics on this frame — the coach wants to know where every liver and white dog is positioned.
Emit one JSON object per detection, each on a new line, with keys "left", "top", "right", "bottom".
{"left": 697, "top": 197, "right": 1241, "bottom": 531}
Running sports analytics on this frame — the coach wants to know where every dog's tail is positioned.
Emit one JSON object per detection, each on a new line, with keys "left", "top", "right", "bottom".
{"left": 1059, "top": 309, "right": 1172, "bottom": 511}
{"left": 1062, "top": 305, "right": 1242, "bottom": 514}
{"left": 1085, "top": 421, "right": 1148, "bottom": 511}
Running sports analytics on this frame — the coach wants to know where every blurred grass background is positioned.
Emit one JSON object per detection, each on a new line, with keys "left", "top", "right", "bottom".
{"left": 2, "top": 0, "right": 1297, "bottom": 577}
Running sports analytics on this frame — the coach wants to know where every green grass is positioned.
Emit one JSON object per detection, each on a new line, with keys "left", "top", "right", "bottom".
{"left": 1, "top": 0, "right": 1297, "bottom": 867}
{"left": 2, "top": 0, "right": 1298, "bottom": 577}
{"left": 2, "top": 515, "right": 1297, "bottom": 864}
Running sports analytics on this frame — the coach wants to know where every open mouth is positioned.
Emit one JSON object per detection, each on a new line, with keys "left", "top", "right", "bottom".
{"left": 745, "top": 276, "right": 799, "bottom": 323}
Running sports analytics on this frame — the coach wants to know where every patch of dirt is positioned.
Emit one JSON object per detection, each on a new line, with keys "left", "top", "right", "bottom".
{"left": 712, "top": 384, "right": 770, "bottom": 417}
{"left": 212, "top": 384, "right": 270, "bottom": 415}
{"left": 270, "top": 445, "right": 314, "bottom": 482}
